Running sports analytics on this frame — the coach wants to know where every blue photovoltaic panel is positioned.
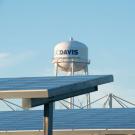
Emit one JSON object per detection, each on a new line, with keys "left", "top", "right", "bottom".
{"left": 0, "top": 75, "right": 113, "bottom": 99}
{"left": 0, "top": 108, "right": 135, "bottom": 130}
{"left": 0, "top": 75, "right": 112, "bottom": 90}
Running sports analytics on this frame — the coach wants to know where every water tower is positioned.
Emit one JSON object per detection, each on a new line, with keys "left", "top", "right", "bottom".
{"left": 52, "top": 38, "right": 90, "bottom": 109}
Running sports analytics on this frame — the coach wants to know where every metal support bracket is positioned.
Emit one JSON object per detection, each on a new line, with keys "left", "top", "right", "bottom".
{"left": 44, "top": 102, "right": 53, "bottom": 135}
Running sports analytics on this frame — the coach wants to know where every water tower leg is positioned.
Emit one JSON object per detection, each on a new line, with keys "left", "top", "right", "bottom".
{"left": 85, "top": 65, "right": 89, "bottom": 75}
{"left": 71, "top": 61, "right": 74, "bottom": 76}
{"left": 72, "top": 97, "right": 74, "bottom": 109}
{"left": 88, "top": 93, "right": 91, "bottom": 108}
{"left": 70, "top": 61, "right": 75, "bottom": 109}
{"left": 55, "top": 63, "right": 58, "bottom": 76}
{"left": 54, "top": 63, "right": 59, "bottom": 110}
{"left": 85, "top": 65, "right": 90, "bottom": 108}
{"left": 43, "top": 102, "right": 53, "bottom": 135}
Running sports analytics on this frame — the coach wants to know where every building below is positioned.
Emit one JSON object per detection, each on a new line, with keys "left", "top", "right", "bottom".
{"left": 0, "top": 108, "right": 135, "bottom": 135}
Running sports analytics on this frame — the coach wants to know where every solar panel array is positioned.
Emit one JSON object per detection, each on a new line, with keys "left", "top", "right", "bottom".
{"left": 0, "top": 108, "right": 135, "bottom": 130}
{"left": 0, "top": 75, "right": 111, "bottom": 90}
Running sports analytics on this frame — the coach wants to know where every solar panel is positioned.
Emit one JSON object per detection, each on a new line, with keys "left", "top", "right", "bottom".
{"left": 0, "top": 75, "right": 113, "bottom": 99}
{"left": 0, "top": 75, "right": 114, "bottom": 135}
{"left": 0, "top": 108, "right": 135, "bottom": 131}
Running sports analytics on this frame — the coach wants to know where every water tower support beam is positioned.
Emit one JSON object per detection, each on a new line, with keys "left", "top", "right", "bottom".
{"left": 55, "top": 63, "right": 58, "bottom": 76}
{"left": 86, "top": 93, "right": 91, "bottom": 108}
{"left": 85, "top": 65, "right": 90, "bottom": 108}
{"left": 71, "top": 61, "right": 74, "bottom": 76}
{"left": 70, "top": 61, "right": 75, "bottom": 109}
{"left": 85, "top": 65, "right": 89, "bottom": 75}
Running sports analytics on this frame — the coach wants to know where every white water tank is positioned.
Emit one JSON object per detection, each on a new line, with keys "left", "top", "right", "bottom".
{"left": 52, "top": 38, "right": 90, "bottom": 72}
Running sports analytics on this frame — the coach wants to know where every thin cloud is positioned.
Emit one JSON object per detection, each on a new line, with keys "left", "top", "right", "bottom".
{"left": 0, "top": 52, "right": 10, "bottom": 68}
{"left": 0, "top": 53, "right": 10, "bottom": 60}
{"left": 0, "top": 51, "right": 35, "bottom": 68}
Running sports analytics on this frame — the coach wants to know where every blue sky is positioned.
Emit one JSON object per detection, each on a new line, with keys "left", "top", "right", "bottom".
{"left": 0, "top": 0, "right": 135, "bottom": 109}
